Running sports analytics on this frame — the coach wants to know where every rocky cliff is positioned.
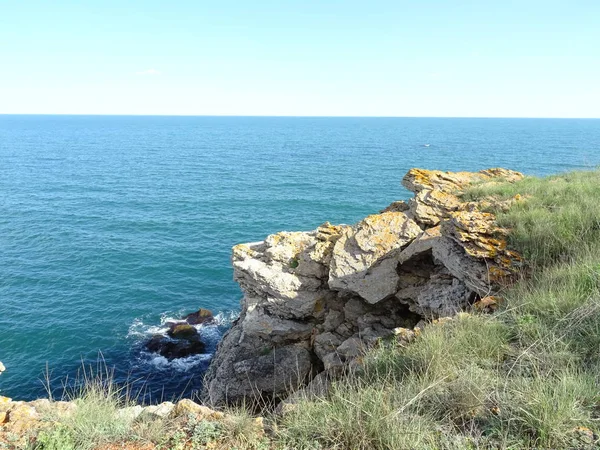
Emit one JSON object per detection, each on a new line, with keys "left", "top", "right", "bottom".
{"left": 203, "top": 168, "right": 525, "bottom": 406}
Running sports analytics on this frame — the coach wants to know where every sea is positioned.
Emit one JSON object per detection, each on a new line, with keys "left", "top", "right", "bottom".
{"left": 1, "top": 116, "right": 599, "bottom": 402}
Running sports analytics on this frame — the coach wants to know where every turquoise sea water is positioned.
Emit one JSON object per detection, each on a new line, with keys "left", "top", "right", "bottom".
{"left": 1, "top": 116, "right": 599, "bottom": 402}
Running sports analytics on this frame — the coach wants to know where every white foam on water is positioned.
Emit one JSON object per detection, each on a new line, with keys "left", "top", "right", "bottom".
{"left": 144, "top": 352, "right": 212, "bottom": 372}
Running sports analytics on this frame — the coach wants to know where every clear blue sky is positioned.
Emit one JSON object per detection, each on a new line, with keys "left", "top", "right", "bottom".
{"left": 1, "top": 0, "right": 599, "bottom": 117}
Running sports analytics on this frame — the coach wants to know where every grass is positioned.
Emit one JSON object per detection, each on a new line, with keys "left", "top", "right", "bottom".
{"left": 26, "top": 169, "right": 600, "bottom": 449}
{"left": 32, "top": 365, "right": 171, "bottom": 450}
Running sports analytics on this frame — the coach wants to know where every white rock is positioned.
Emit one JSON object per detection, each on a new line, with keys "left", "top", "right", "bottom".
{"left": 329, "top": 212, "right": 422, "bottom": 303}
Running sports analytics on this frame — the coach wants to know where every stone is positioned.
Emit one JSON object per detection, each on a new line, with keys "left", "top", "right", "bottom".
{"left": 397, "top": 226, "right": 441, "bottom": 265}
{"left": 431, "top": 236, "right": 492, "bottom": 296}
{"left": 322, "top": 309, "right": 345, "bottom": 332}
{"left": 170, "top": 399, "right": 225, "bottom": 420}
{"left": 168, "top": 323, "right": 199, "bottom": 340}
{"left": 408, "top": 189, "right": 462, "bottom": 226}
{"left": 184, "top": 308, "right": 214, "bottom": 325}
{"left": 142, "top": 402, "right": 174, "bottom": 418}
{"left": 337, "top": 337, "right": 364, "bottom": 359}
{"left": 232, "top": 229, "right": 336, "bottom": 320}
{"left": 402, "top": 167, "right": 524, "bottom": 194}
{"left": 2, "top": 403, "right": 39, "bottom": 434}
{"left": 397, "top": 269, "right": 473, "bottom": 318}
{"left": 241, "top": 307, "right": 314, "bottom": 344}
{"left": 117, "top": 405, "right": 143, "bottom": 421}
{"left": 321, "top": 352, "right": 344, "bottom": 374}
{"left": 204, "top": 333, "right": 313, "bottom": 405}
{"left": 473, "top": 295, "right": 502, "bottom": 312}
{"left": 313, "top": 332, "right": 343, "bottom": 360}
{"left": 393, "top": 327, "right": 417, "bottom": 344}
{"left": 329, "top": 212, "right": 422, "bottom": 303}
{"left": 442, "top": 210, "right": 522, "bottom": 278}
{"left": 380, "top": 200, "right": 409, "bottom": 213}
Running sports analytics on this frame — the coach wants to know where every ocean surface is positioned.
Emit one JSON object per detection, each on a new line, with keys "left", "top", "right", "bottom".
{"left": 1, "top": 116, "right": 599, "bottom": 402}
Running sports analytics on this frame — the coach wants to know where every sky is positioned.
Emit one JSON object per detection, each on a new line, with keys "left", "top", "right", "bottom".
{"left": 0, "top": 0, "right": 599, "bottom": 117}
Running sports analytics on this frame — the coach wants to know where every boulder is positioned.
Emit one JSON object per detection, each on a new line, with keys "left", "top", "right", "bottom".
{"left": 184, "top": 308, "right": 214, "bottom": 325}
{"left": 168, "top": 323, "right": 199, "bottom": 340}
{"left": 408, "top": 189, "right": 462, "bottom": 226}
{"left": 170, "top": 399, "right": 225, "bottom": 420}
{"left": 142, "top": 402, "right": 174, "bottom": 418}
{"left": 328, "top": 212, "right": 422, "bottom": 303}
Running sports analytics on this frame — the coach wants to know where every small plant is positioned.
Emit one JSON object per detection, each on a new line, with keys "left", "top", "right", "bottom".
{"left": 33, "top": 426, "right": 75, "bottom": 450}
{"left": 189, "top": 418, "right": 223, "bottom": 448}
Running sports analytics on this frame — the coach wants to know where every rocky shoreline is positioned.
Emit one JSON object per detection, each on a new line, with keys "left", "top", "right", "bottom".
{"left": 0, "top": 167, "right": 525, "bottom": 438}
{"left": 202, "top": 167, "right": 525, "bottom": 406}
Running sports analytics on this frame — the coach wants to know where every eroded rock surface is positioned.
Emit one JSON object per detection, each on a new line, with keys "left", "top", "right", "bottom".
{"left": 204, "top": 167, "right": 524, "bottom": 406}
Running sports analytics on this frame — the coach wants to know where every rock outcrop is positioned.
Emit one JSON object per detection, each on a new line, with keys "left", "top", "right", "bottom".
{"left": 203, "top": 168, "right": 524, "bottom": 406}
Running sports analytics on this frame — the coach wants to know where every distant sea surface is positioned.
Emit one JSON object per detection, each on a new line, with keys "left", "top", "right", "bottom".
{"left": 1, "top": 116, "right": 599, "bottom": 401}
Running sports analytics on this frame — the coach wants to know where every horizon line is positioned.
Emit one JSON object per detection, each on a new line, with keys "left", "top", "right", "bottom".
{"left": 1, "top": 113, "right": 599, "bottom": 120}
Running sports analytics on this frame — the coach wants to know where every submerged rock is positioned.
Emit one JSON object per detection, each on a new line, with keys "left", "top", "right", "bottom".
{"left": 203, "top": 167, "right": 525, "bottom": 407}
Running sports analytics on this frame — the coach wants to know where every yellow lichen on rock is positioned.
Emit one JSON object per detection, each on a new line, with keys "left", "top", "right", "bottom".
{"left": 402, "top": 167, "right": 524, "bottom": 195}
{"left": 441, "top": 208, "right": 522, "bottom": 282}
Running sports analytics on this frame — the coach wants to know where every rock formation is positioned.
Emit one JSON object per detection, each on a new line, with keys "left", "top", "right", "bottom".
{"left": 203, "top": 168, "right": 524, "bottom": 406}
{"left": 144, "top": 308, "right": 214, "bottom": 360}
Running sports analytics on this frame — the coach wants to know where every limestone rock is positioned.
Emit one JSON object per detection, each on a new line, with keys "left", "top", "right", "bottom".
{"left": 2, "top": 403, "right": 39, "bottom": 434}
{"left": 442, "top": 210, "right": 522, "bottom": 280}
{"left": 329, "top": 212, "right": 421, "bottom": 303}
{"left": 170, "top": 399, "right": 225, "bottom": 420}
{"left": 232, "top": 226, "right": 342, "bottom": 320}
{"left": 408, "top": 189, "right": 462, "bottom": 226}
{"left": 142, "top": 402, "right": 174, "bottom": 418}
{"left": 241, "top": 306, "right": 314, "bottom": 343}
{"left": 402, "top": 167, "right": 524, "bottom": 194}
{"left": 430, "top": 236, "right": 492, "bottom": 296}
{"left": 203, "top": 166, "right": 526, "bottom": 407}
{"left": 313, "top": 332, "right": 343, "bottom": 360}
{"left": 117, "top": 405, "right": 143, "bottom": 421}
{"left": 204, "top": 327, "right": 312, "bottom": 405}
{"left": 380, "top": 200, "right": 409, "bottom": 213}
{"left": 337, "top": 337, "right": 364, "bottom": 359}
{"left": 397, "top": 268, "right": 472, "bottom": 317}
